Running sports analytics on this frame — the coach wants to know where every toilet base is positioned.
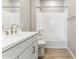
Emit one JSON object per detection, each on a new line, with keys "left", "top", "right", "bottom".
{"left": 38, "top": 47, "right": 45, "bottom": 57}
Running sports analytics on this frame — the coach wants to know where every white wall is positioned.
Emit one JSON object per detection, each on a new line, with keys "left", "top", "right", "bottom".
{"left": 2, "top": 0, "right": 20, "bottom": 29}
{"left": 20, "top": 0, "right": 31, "bottom": 31}
{"left": 2, "top": 0, "right": 20, "bottom": 7}
{"left": 68, "top": 0, "right": 76, "bottom": 57}
{"left": 2, "top": 10, "right": 20, "bottom": 29}
{"left": 40, "top": 0, "right": 65, "bottom": 12}
{"left": 40, "top": 0, "right": 64, "bottom": 6}
{"left": 68, "top": 17, "right": 76, "bottom": 57}
{"left": 41, "top": 12, "right": 67, "bottom": 41}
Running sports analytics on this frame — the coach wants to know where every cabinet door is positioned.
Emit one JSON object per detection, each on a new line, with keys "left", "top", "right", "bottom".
{"left": 2, "top": 38, "right": 32, "bottom": 59}
{"left": 2, "top": 56, "right": 15, "bottom": 59}
{"left": 32, "top": 40, "right": 38, "bottom": 59}
{"left": 15, "top": 56, "right": 19, "bottom": 59}
{"left": 19, "top": 45, "right": 33, "bottom": 59}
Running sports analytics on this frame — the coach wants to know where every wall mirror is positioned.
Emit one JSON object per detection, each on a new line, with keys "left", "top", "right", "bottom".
{"left": 2, "top": 0, "right": 21, "bottom": 30}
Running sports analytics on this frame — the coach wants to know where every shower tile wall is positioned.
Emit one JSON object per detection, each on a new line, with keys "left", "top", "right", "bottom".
{"left": 39, "top": 12, "right": 67, "bottom": 41}
{"left": 37, "top": 0, "right": 68, "bottom": 48}
{"left": 36, "top": 7, "right": 68, "bottom": 48}
{"left": 37, "top": 10, "right": 68, "bottom": 48}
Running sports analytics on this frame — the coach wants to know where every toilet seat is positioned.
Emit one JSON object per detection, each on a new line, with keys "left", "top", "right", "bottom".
{"left": 38, "top": 40, "right": 46, "bottom": 47}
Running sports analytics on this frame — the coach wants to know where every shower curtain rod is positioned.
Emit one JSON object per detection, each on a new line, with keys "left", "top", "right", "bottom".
{"left": 36, "top": 6, "right": 68, "bottom": 8}
{"left": 36, "top": 6, "right": 67, "bottom": 12}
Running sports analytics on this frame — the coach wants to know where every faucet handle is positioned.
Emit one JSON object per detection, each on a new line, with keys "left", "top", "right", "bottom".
{"left": 11, "top": 24, "right": 19, "bottom": 34}
{"left": 11, "top": 29, "right": 13, "bottom": 34}
{"left": 15, "top": 29, "right": 17, "bottom": 33}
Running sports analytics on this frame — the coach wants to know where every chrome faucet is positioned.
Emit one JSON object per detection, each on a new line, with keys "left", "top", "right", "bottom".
{"left": 11, "top": 24, "right": 18, "bottom": 34}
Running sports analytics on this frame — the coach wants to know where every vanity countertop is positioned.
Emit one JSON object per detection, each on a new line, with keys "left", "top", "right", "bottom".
{"left": 2, "top": 32, "right": 38, "bottom": 52}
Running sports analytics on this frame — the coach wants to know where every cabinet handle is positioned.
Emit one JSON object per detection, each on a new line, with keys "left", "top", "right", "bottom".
{"left": 15, "top": 56, "right": 19, "bottom": 59}
{"left": 32, "top": 46, "right": 35, "bottom": 54}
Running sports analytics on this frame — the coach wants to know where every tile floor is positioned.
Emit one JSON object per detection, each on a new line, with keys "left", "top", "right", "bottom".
{"left": 39, "top": 48, "right": 74, "bottom": 59}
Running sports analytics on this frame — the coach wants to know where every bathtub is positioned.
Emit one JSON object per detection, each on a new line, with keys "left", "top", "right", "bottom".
{"left": 44, "top": 38, "right": 67, "bottom": 49}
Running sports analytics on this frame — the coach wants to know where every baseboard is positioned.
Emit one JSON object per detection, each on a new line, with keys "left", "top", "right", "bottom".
{"left": 67, "top": 48, "right": 76, "bottom": 59}
{"left": 45, "top": 41, "right": 67, "bottom": 48}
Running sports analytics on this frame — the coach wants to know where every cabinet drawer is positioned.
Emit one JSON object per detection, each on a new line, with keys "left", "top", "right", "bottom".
{"left": 3, "top": 38, "right": 32, "bottom": 58}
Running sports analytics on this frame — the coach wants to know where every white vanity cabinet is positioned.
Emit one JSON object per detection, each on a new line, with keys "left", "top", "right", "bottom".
{"left": 19, "top": 45, "right": 33, "bottom": 59}
{"left": 32, "top": 40, "right": 38, "bottom": 59}
{"left": 2, "top": 33, "right": 38, "bottom": 59}
{"left": 19, "top": 35, "right": 38, "bottom": 59}
{"left": 32, "top": 36, "right": 38, "bottom": 59}
{"left": 15, "top": 57, "right": 19, "bottom": 59}
{"left": 2, "top": 38, "right": 33, "bottom": 59}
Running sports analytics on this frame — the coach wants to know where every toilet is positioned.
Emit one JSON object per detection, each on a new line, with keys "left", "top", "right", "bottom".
{"left": 38, "top": 39, "right": 46, "bottom": 48}
{"left": 38, "top": 29, "right": 46, "bottom": 56}
{"left": 38, "top": 38, "right": 46, "bottom": 57}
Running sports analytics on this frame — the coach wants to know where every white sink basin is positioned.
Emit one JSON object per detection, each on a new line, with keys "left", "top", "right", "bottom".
{"left": 2, "top": 32, "right": 38, "bottom": 51}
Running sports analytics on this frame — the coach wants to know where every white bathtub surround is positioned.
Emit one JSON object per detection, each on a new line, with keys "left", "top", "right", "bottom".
{"left": 36, "top": 0, "right": 68, "bottom": 49}
{"left": 45, "top": 40, "right": 67, "bottom": 48}
{"left": 37, "top": 11, "right": 68, "bottom": 48}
